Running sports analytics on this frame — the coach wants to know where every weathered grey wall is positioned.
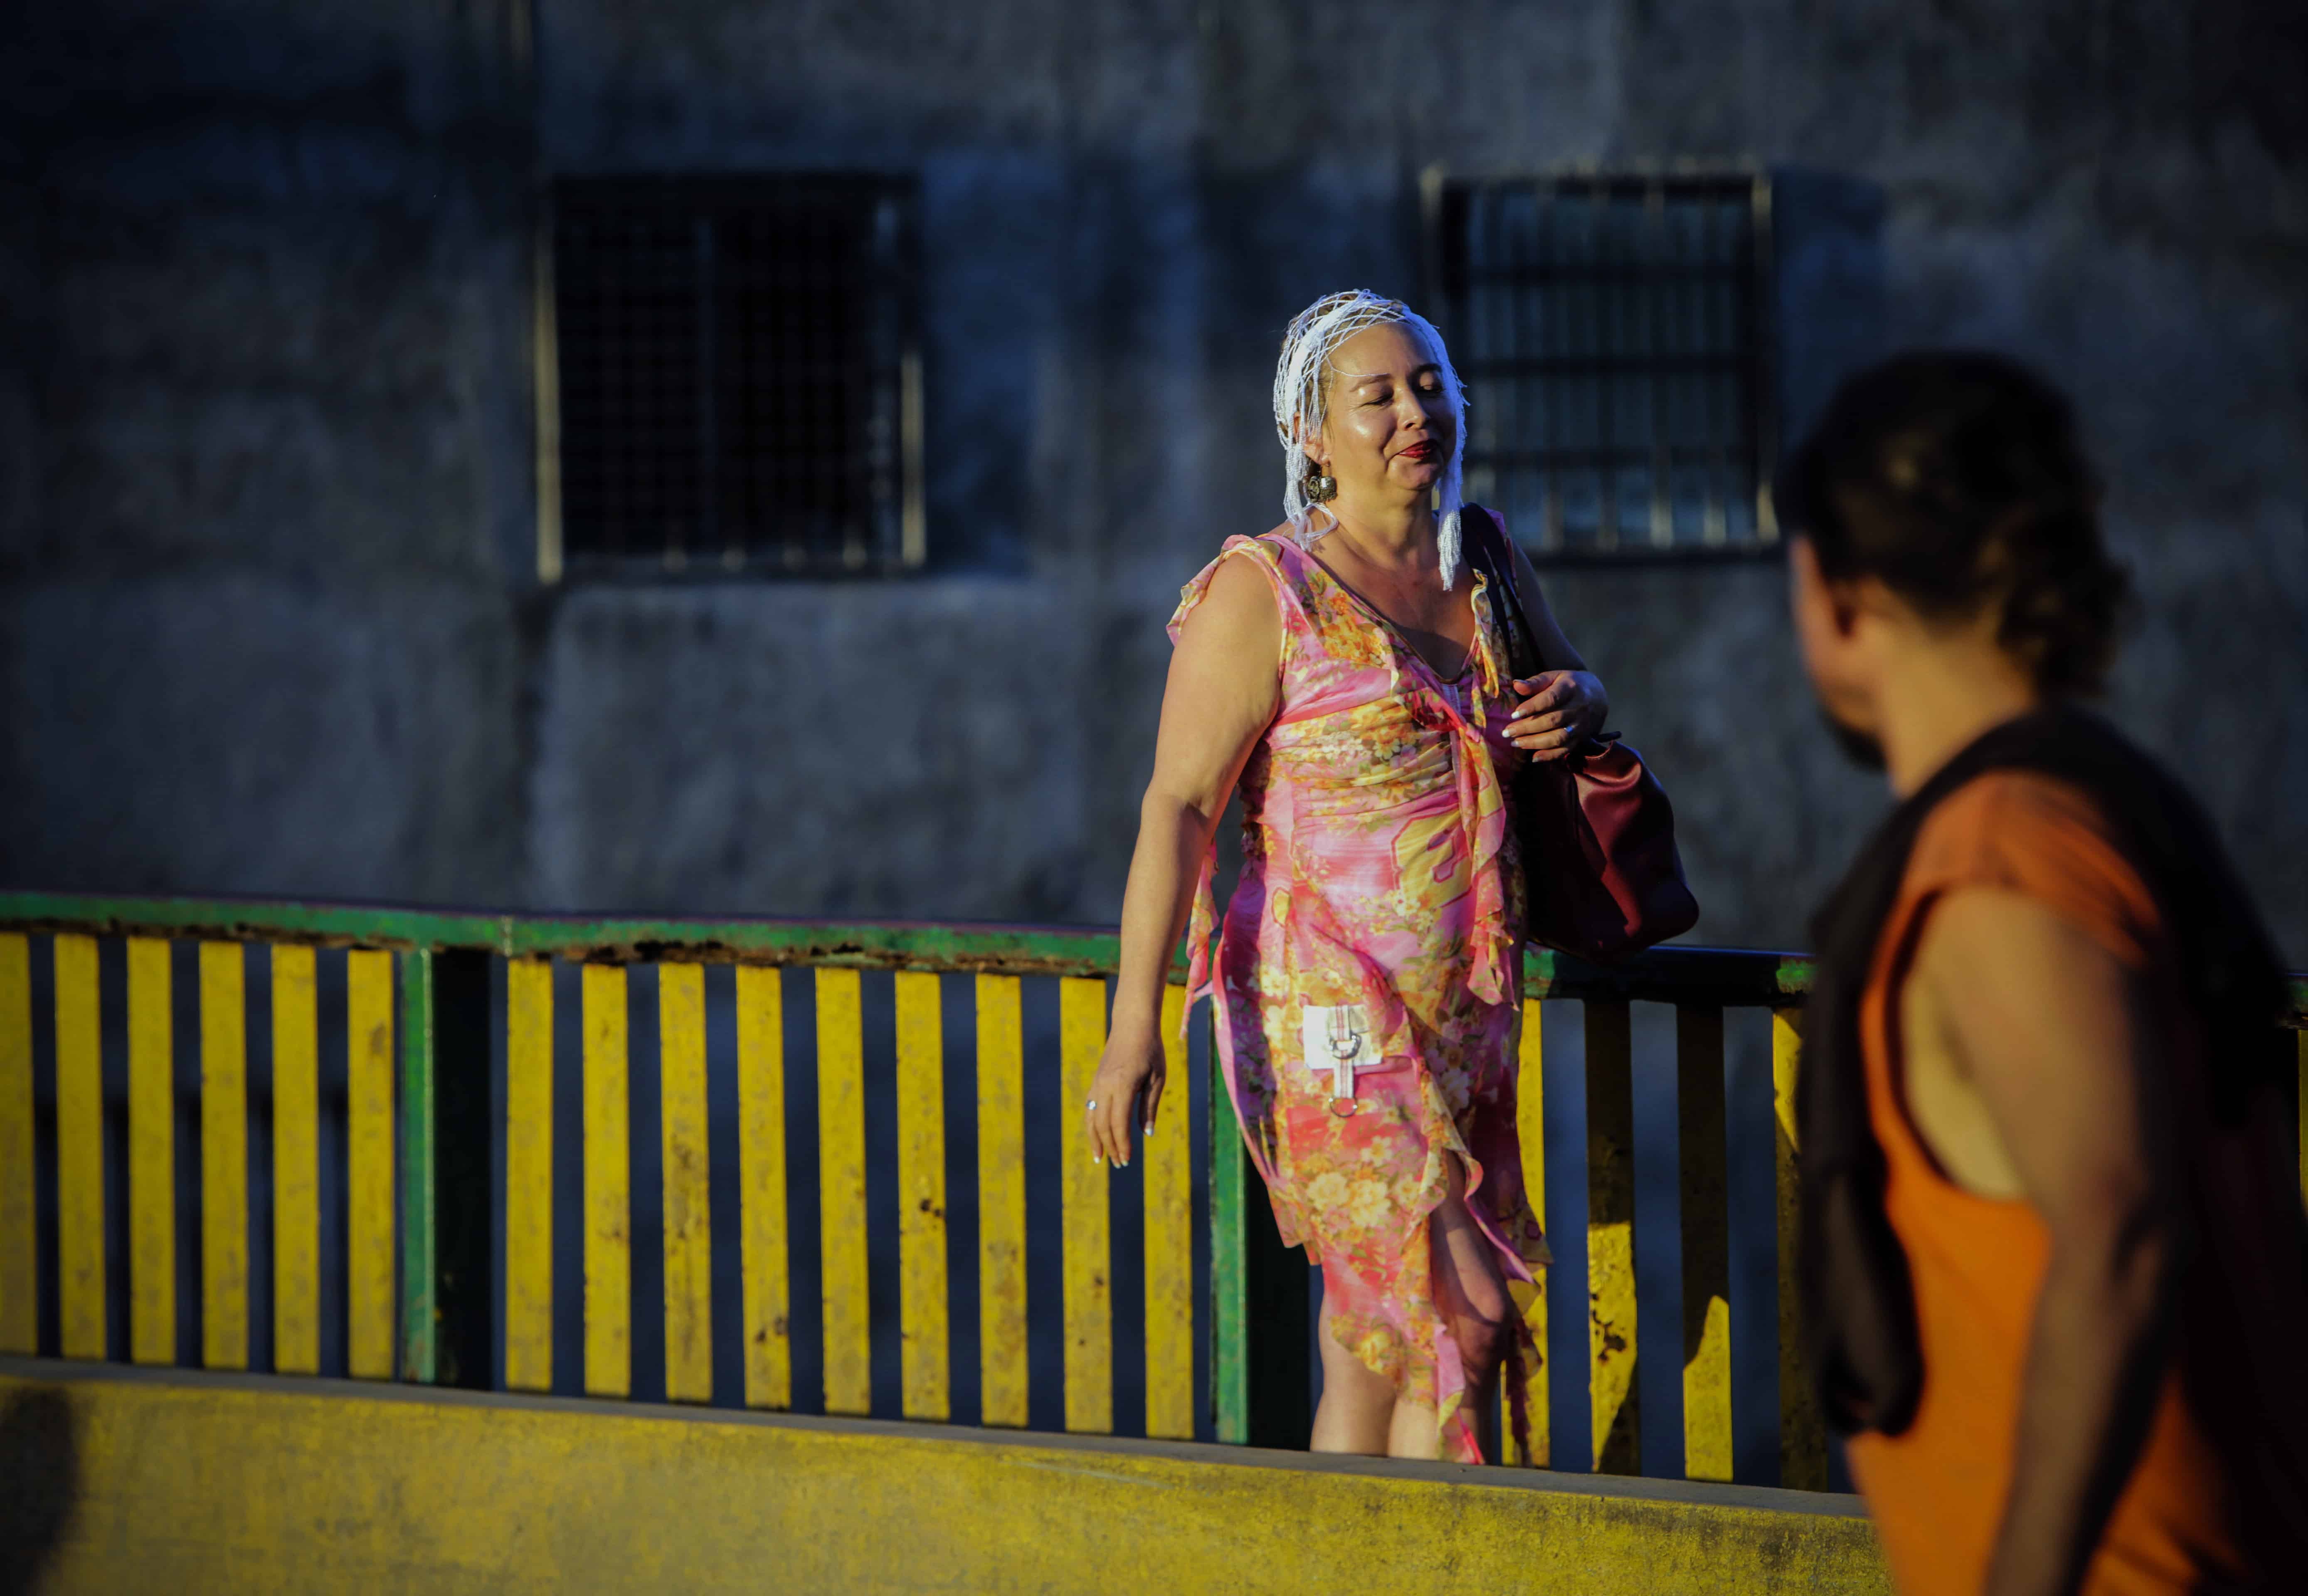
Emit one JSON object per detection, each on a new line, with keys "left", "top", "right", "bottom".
{"left": 1, "top": 4, "right": 537, "bottom": 904}
{"left": 4, "top": 0, "right": 2303, "bottom": 958}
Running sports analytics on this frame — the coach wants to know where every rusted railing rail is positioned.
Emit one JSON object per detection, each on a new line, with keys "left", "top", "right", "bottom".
{"left": 1, "top": 890, "right": 2299, "bottom": 1489}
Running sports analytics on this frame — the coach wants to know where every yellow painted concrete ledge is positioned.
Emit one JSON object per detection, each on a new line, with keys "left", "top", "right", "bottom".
{"left": 0, "top": 1358, "right": 1888, "bottom": 1594}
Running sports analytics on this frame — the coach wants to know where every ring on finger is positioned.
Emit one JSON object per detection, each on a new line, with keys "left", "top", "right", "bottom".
{"left": 1085, "top": 1099, "right": 1098, "bottom": 1112}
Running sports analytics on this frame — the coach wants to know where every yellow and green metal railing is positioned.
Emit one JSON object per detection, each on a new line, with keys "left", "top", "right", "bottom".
{"left": 0, "top": 891, "right": 2301, "bottom": 1491}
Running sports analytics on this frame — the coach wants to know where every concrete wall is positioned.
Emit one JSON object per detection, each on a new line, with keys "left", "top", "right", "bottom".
{"left": 4, "top": 0, "right": 2303, "bottom": 958}
{"left": 1, "top": 4, "right": 536, "bottom": 905}
{"left": 0, "top": 1361, "right": 1892, "bottom": 1594}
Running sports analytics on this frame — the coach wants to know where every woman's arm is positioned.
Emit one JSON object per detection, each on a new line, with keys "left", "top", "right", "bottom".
{"left": 1086, "top": 554, "right": 1281, "bottom": 1167}
{"left": 1499, "top": 534, "right": 1610, "bottom": 759}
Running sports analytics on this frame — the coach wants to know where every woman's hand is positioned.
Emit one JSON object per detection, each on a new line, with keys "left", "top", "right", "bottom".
{"left": 1504, "top": 670, "right": 1608, "bottom": 761}
{"left": 1085, "top": 1022, "right": 1166, "bottom": 1169}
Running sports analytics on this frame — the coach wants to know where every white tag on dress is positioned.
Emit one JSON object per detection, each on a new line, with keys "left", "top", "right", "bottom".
{"left": 1300, "top": 1003, "right": 1378, "bottom": 1101}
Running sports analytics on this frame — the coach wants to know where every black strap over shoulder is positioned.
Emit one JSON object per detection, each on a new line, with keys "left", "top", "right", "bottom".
{"left": 1457, "top": 505, "right": 1548, "bottom": 682}
{"left": 1801, "top": 704, "right": 2288, "bottom": 1436}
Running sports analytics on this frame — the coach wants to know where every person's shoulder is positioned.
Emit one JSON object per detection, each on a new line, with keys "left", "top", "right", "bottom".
{"left": 1911, "top": 770, "right": 2157, "bottom": 967}
{"left": 1228, "top": 526, "right": 1309, "bottom": 576}
{"left": 1930, "top": 769, "right": 2113, "bottom": 842}
{"left": 1201, "top": 542, "right": 1279, "bottom": 606}
{"left": 1920, "top": 770, "right": 2121, "bottom": 862}
{"left": 1170, "top": 534, "right": 1292, "bottom": 647}
{"left": 1208, "top": 529, "right": 1310, "bottom": 600}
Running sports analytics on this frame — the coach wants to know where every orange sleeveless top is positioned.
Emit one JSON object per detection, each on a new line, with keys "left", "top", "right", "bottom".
{"left": 1845, "top": 772, "right": 2308, "bottom": 1594}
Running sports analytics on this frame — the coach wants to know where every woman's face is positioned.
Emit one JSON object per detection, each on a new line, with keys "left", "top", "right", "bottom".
{"left": 1310, "top": 321, "right": 1454, "bottom": 505}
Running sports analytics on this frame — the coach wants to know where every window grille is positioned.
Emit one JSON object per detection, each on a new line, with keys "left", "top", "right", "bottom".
{"left": 1430, "top": 172, "right": 1775, "bottom": 559}
{"left": 545, "top": 175, "right": 924, "bottom": 578}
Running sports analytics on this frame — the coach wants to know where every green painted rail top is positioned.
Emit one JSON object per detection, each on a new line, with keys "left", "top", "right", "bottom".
{"left": 6, "top": 889, "right": 2303, "bottom": 1020}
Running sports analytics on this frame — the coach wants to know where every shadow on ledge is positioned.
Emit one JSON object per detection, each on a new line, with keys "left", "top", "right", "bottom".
{"left": 0, "top": 1387, "right": 79, "bottom": 1596}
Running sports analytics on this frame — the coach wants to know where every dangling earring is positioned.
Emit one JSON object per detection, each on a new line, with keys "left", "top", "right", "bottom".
{"left": 1302, "top": 465, "right": 1337, "bottom": 504}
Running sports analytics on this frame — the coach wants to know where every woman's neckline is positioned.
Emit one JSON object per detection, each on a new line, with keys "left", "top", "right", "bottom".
{"left": 1290, "top": 535, "right": 1480, "bottom": 683}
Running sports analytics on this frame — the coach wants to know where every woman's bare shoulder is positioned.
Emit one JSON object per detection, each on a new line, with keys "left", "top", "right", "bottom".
{"left": 1171, "top": 538, "right": 1290, "bottom": 667}
{"left": 1196, "top": 528, "right": 1292, "bottom": 589}
{"left": 1191, "top": 544, "right": 1282, "bottom": 627}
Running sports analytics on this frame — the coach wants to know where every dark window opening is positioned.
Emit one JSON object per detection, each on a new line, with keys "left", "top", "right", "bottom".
{"left": 549, "top": 175, "right": 923, "bottom": 578}
{"left": 1432, "top": 173, "right": 1776, "bottom": 560}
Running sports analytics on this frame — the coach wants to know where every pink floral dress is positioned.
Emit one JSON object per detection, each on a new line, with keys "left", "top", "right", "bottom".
{"left": 1172, "top": 529, "right": 1549, "bottom": 1463}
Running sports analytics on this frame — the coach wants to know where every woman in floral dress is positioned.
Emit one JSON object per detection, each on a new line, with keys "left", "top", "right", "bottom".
{"left": 1085, "top": 291, "right": 1609, "bottom": 1462}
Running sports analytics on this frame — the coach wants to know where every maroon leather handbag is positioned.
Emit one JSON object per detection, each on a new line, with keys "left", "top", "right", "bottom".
{"left": 1461, "top": 505, "right": 1700, "bottom": 962}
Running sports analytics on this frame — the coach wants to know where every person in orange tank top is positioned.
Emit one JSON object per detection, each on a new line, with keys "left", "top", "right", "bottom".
{"left": 1778, "top": 353, "right": 2308, "bottom": 1595}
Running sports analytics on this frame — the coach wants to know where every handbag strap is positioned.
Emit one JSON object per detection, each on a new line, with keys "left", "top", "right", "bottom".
{"left": 1458, "top": 504, "right": 1547, "bottom": 681}
{"left": 1460, "top": 504, "right": 1619, "bottom": 749}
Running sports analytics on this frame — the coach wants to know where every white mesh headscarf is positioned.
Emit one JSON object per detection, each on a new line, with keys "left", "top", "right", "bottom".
{"left": 1272, "top": 288, "right": 1470, "bottom": 588}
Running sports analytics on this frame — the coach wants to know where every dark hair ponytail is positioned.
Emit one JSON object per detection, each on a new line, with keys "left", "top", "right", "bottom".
{"left": 1775, "top": 352, "right": 2130, "bottom": 693}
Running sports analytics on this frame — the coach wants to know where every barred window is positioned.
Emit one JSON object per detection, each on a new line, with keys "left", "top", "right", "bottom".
{"left": 543, "top": 175, "right": 924, "bottom": 579}
{"left": 1431, "top": 173, "right": 1776, "bottom": 559}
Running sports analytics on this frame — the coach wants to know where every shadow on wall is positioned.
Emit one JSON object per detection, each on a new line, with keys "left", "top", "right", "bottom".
{"left": 0, "top": 1386, "right": 80, "bottom": 1596}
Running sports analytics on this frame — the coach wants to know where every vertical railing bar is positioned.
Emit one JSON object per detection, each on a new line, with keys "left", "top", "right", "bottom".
{"left": 659, "top": 961, "right": 713, "bottom": 1403}
{"left": 54, "top": 933, "right": 104, "bottom": 1361}
{"left": 346, "top": 948, "right": 397, "bottom": 1380}
{"left": 127, "top": 936, "right": 174, "bottom": 1366}
{"left": 1507, "top": 997, "right": 1549, "bottom": 1466}
{"left": 1773, "top": 1005, "right": 1825, "bottom": 1490}
{"left": 735, "top": 965, "right": 791, "bottom": 1409}
{"left": 974, "top": 974, "right": 1027, "bottom": 1429}
{"left": 895, "top": 969, "right": 950, "bottom": 1421}
{"left": 271, "top": 944, "right": 320, "bottom": 1375}
{"left": 398, "top": 948, "right": 438, "bottom": 1383}
{"left": 505, "top": 957, "right": 555, "bottom": 1392}
{"left": 54, "top": 934, "right": 104, "bottom": 1361}
{"left": 1677, "top": 1003, "right": 1732, "bottom": 1482}
{"left": 1586, "top": 998, "right": 1637, "bottom": 1473}
{"left": 1143, "top": 983, "right": 1194, "bottom": 1441}
{"left": 1059, "top": 976, "right": 1113, "bottom": 1434}
{"left": 582, "top": 963, "right": 632, "bottom": 1399}
{"left": 816, "top": 968, "right": 870, "bottom": 1416}
{"left": 199, "top": 941, "right": 249, "bottom": 1371}
{"left": 1208, "top": 999, "right": 1248, "bottom": 1445}
{"left": 0, "top": 933, "right": 30, "bottom": 1355}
